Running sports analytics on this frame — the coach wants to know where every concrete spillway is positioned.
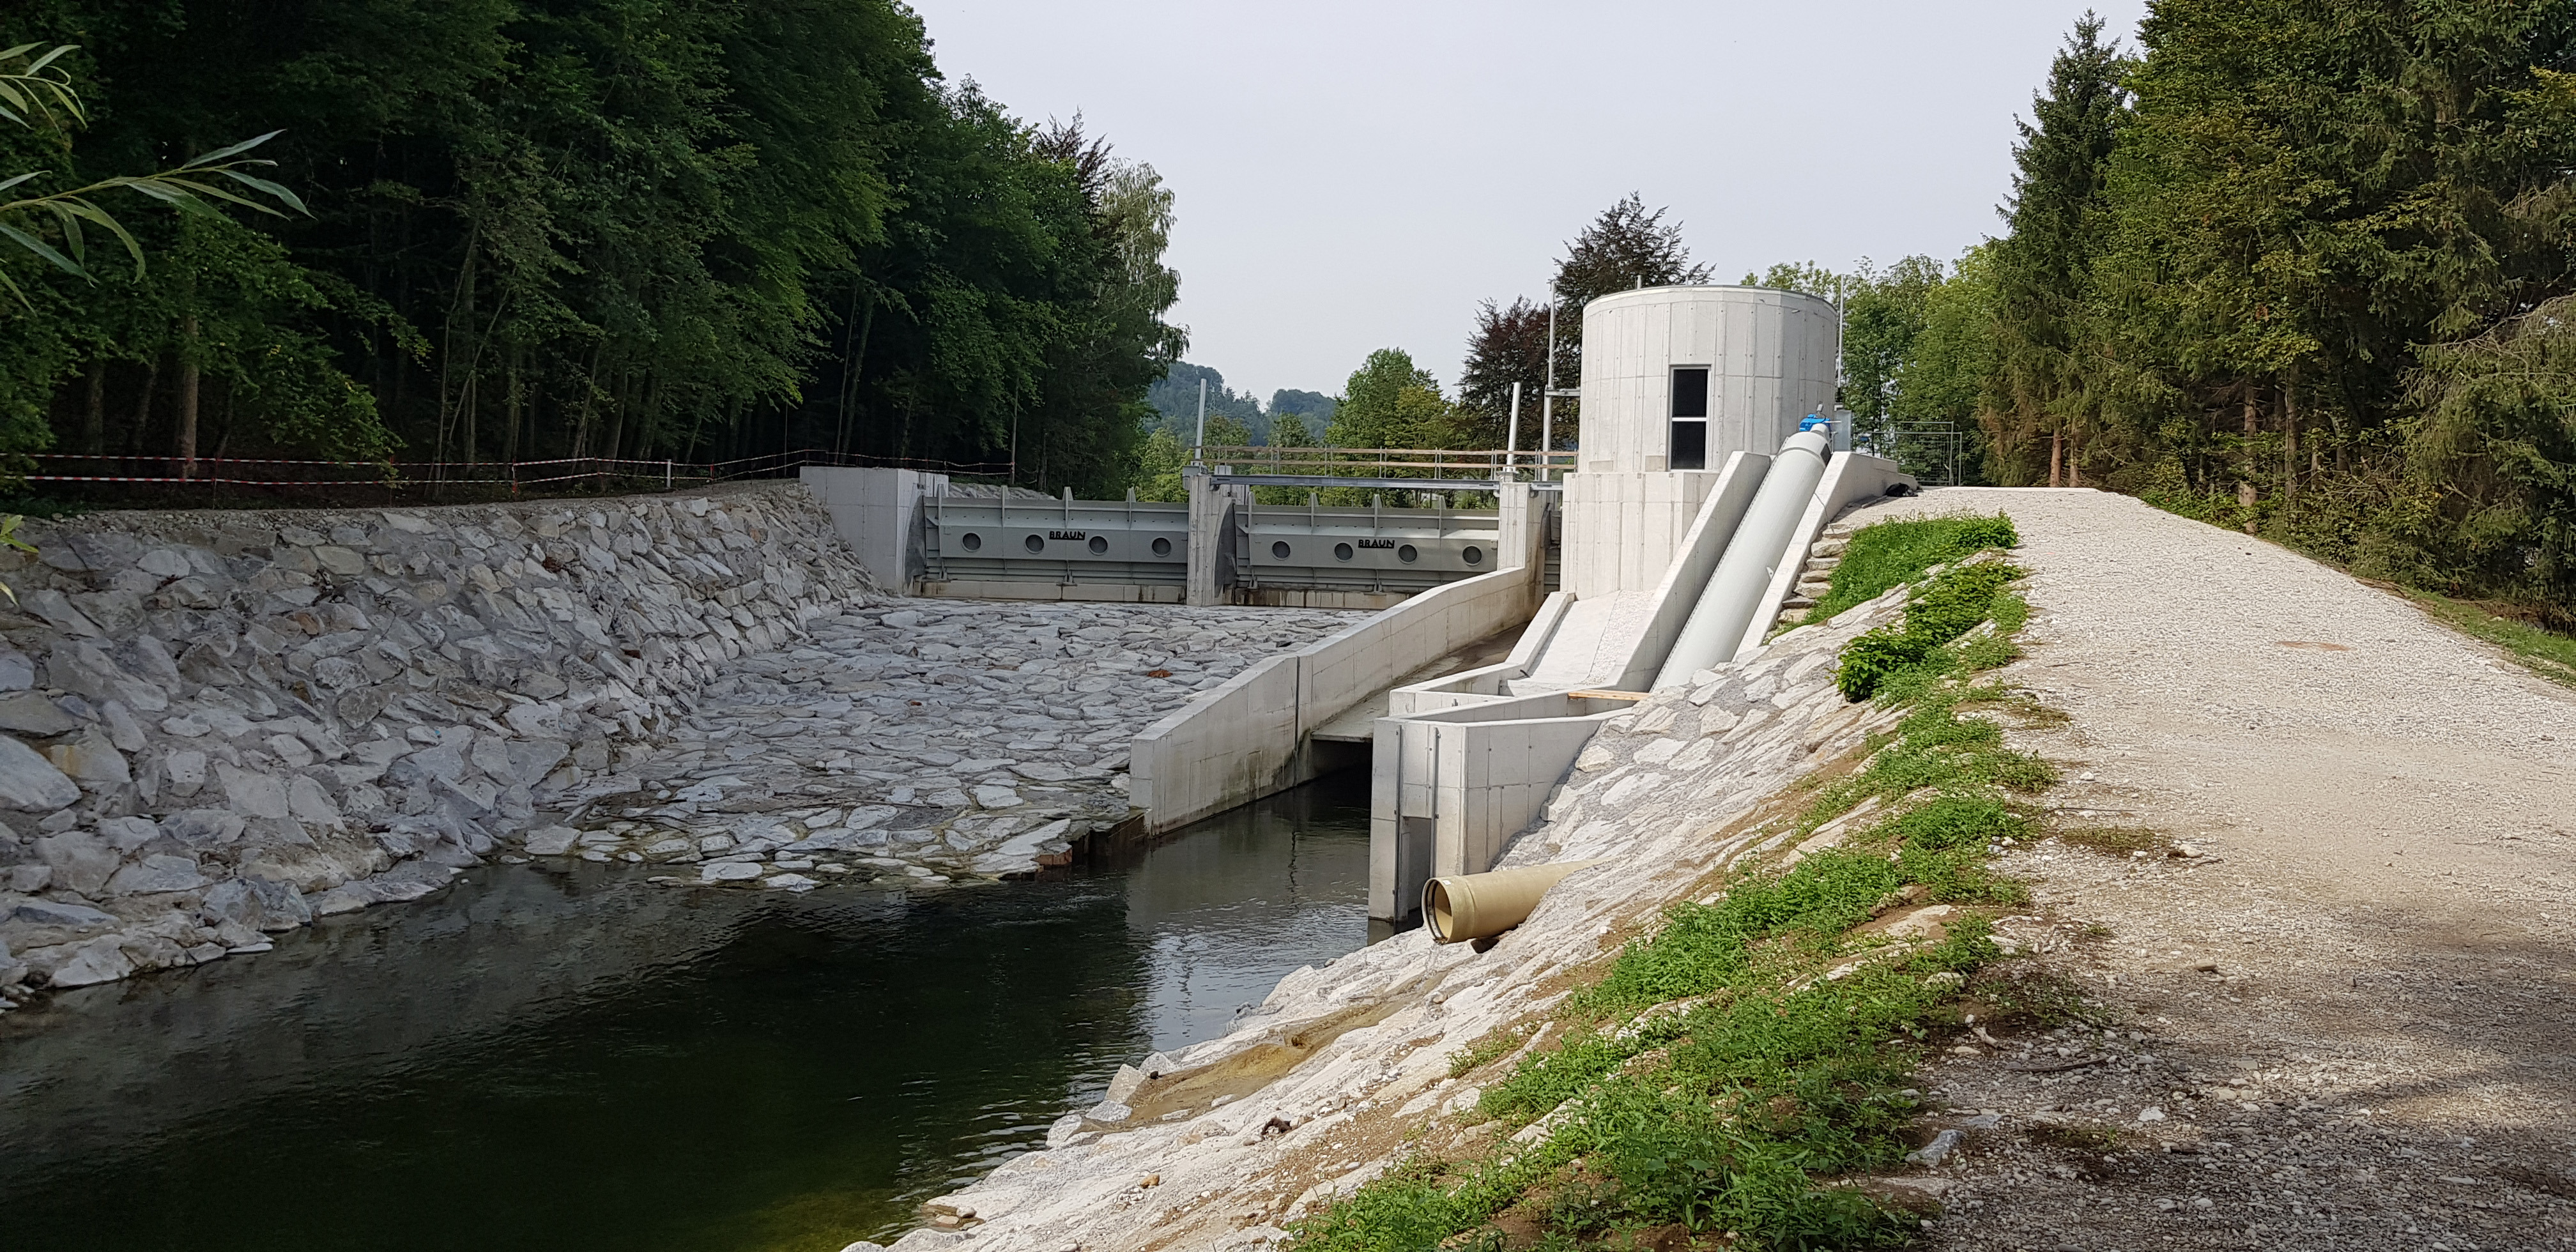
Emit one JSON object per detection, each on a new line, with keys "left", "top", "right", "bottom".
{"left": 1365, "top": 431, "right": 1917, "bottom": 920}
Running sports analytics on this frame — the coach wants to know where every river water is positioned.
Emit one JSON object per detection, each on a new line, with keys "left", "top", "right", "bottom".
{"left": 0, "top": 774, "right": 1376, "bottom": 1250}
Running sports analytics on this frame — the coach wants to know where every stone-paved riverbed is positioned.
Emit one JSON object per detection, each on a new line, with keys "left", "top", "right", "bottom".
{"left": 528, "top": 600, "right": 1363, "bottom": 887}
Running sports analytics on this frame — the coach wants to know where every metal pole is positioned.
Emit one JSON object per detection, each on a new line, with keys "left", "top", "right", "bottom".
{"left": 1541, "top": 303, "right": 1556, "bottom": 481}
{"left": 1506, "top": 380, "right": 1521, "bottom": 473}
{"left": 1193, "top": 377, "right": 1208, "bottom": 459}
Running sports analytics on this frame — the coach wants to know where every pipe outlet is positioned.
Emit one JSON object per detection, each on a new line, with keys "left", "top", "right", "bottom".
{"left": 1423, "top": 860, "right": 1605, "bottom": 944}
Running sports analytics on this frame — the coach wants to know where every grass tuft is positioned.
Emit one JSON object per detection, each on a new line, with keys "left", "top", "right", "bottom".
{"left": 1797, "top": 514, "right": 2021, "bottom": 626}
{"left": 2057, "top": 827, "right": 2173, "bottom": 857}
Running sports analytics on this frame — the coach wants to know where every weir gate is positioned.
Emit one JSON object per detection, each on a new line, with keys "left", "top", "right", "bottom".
{"left": 806, "top": 455, "right": 1561, "bottom": 610}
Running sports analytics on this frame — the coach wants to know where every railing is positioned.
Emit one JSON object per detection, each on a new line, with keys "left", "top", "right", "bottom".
{"left": 1192, "top": 446, "right": 1574, "bottom": 480}
{"left": 12, "top": 448, "right": 1015, "bottom": 494}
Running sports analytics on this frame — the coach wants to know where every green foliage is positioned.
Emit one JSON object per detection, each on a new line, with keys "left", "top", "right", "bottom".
{"left": 2403, "top": 590, "right": 2576, "bottom": 688}
{"left": 1129, "top": 426, "right": 1188, "bottom": 502}
{"left": 0, "top": 4, "right": 1181, "bottom": 489}
{"left": 1324, "top": 349, "right": 1457, "bottom": 450}
{"left": 1799, "top": 512, "right": 2020, "bottom": 624}
{"left": 2400, "top": 293, "right": 2576, "bottom": 604}
{"left": 1832, "top": 256, "right": 1945, "bottom": 437}
{"left": 1146, "top": 361, "right": 1266, "bottom": 445}
{"left": 1, "top": 44, "right": 311, "bottom": 305}
{"left": 1836, "top": 561, "right": 2026, "bottom": 701}
{"left": 1984, "top": 12, "right": 2131, "bottom": 485}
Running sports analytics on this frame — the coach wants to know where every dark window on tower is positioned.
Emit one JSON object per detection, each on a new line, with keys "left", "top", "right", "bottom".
{"left": 1669, "top": 421, "right": 1706, "bottom": 470}
{"left": 1671, "top": 368, "right": 1709, "bottom": 418}
{"left": 1670, "top": 367, "right": 1710, "bottom": 469}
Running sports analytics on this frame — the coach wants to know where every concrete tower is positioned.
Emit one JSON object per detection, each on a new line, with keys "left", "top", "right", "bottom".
{"left": 1561, "top": 286, "right": 1839, "bottom": 599}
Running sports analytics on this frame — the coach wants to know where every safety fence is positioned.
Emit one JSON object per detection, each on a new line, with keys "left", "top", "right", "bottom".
{"left": 1192, "top": 446, "right": 1574, "bottom": 481}
{"left": 6, "top": 448, "right": 1016, "bottom": 507}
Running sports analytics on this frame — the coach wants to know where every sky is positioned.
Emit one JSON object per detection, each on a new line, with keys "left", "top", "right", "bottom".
{"left": 908, "top": 0, "right": 2154, "bottom": 406}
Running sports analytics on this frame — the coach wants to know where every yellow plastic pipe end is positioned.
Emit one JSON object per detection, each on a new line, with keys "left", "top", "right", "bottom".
{"left": 1423, "top": 861, "right": 1604, "bottom": 944}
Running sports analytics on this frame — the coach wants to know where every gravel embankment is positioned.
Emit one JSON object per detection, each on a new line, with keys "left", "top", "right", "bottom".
{"left": 1873, "top": 487, "right": 2576, "bottom": 1252}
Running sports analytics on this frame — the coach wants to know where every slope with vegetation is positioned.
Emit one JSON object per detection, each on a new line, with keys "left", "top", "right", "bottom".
{"left": 1288, "top": 518, "right": 2048, "bottom": 1252}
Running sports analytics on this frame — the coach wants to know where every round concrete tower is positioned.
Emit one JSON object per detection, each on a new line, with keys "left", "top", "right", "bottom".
{"left": 1560, "top": 286, "right": 1840, "bottom": 599}
{"left": 1575, "top": 285, "right": 1840, "bottom": 474}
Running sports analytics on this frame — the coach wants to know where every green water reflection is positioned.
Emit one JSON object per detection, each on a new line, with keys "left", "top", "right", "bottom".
{"left": 0, "top": 774, "right": 1373, "bottom": 1250}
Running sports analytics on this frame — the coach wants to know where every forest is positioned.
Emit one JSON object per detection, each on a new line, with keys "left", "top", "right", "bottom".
{"left": 1772, "top": 4, "right": 2576, "bottom": 614}
{"left": 8, "top": 2, "right": 2571, "bottom": 615}
{"left": 0, "top": 0, "right": 1180, "bottom": 497}
{"left": 1450, "top": 4, "right": 2576, "bottom": 615}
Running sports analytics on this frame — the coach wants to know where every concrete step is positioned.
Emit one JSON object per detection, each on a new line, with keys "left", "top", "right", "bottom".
{"left": 1779, "top": 593, "right": 1816, "bottom": 610}
{"left": 1810, "top": 538, "right": 1850, "bottom": 558}
{"left": 1795, "top": 581, "right": 1833, "bottom": 597}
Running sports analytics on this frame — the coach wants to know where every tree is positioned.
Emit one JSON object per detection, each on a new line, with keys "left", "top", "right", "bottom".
{"left": 1836, "top": 256, "right": 1947, "bottom": 441}
{"left": 1984, "top": 11, "right": 2130, "bottom": 486}
{"left": 1147, "top": 360, "right": 1264, "bottom": 445}
{"left": 1, "top": 41, "right": 335, "bottom": 459}
{"left": 0, "top": 4, "right": 1184, "bottom": 489}
{"left": 1887, "top": 248, "right": 2002, "bottom": 483}
{"left": 1552, "top": 193, "right": 1712, "bottom": 308}
{"left": 2402, "top": 294, "right": 2576, "bottom": 608}
{"left": 1538, "top": 194, "right": 1713, "bottom": 451}
{"left": 1456, "top": 296, "right": 1549, "bottom": 450}
{"left": 1269, "top": 388, "right": 1335, "bottom": 425}
{"left": 1326, "top": 349, "right": 1468, "bottom": 452}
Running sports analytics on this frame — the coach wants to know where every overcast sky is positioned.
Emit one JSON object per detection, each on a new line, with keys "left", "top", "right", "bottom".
{"left": 908, "top": 0, "right": 2152, "bottom": 406}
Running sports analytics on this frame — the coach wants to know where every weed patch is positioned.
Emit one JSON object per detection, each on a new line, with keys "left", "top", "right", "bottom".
{"left": 1451, "top": 1025, "right": 1531, "bottom": 1078}
{"left": 1797, "top": 514, "right": 2021, "bottom": 626}
{"left": 2407, "top": 591, "right": 2576, "bottom": 688}
{"left": 2057, "top": 827, "right": 2173, "bottom": 857}
{"left": 1837, "top": 561, "right": 2027, "bottom": 701}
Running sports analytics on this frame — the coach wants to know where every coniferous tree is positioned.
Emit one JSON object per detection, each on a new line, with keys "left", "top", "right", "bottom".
{"left": 1986, "top": 10, "right": 2129, "bottom": 486}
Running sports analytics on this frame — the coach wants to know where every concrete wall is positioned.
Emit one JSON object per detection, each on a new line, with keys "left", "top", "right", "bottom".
{"left": 1577, "top": 286, "right": 1840, "bottom": 475}
{"left": 1386, "top": 590, "right": 1574, "bottom": 717}
{"left": 1367, "top": 691, "right": 1626, "bottom": 919}
{"left": 802, "top": 466, "right": 946, "bottom": 588}
{"left": 1604, "top": 450, "right": 1772, "bottom": 691}
{"left": 1129, "top": 535, "right": 1548, "bottom": 834}
{"left": 1561, "top": 469, "right": 1723, "bottom": 599}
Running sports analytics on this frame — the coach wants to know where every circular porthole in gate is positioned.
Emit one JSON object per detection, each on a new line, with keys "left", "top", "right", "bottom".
{"left": 1271, "top": 540, "right": 1292, "bottom": 560}
{"left": 1397, "top": 544, "right": 1419, "bottom": 563}
{"left": 1462, "top": 546, "right": 1484, "bottom": 565}
{"left": 1333, "top": 542, "right": 1354, "bottom": 561}
{"left": 1087, "top": 535, "right": 1108, "bottom": 554}
{"left": 960, "top": 532, "right": 983, "bottom": 551}
{"left": 1023, "top": 533, "right": 1046, "bottom": 553}
{"left": 1151, "top": 537, "right": 1172, "bottom": 557}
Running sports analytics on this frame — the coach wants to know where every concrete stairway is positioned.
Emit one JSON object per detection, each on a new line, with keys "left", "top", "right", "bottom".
{"left": 1770, "top": 523, "right": 1860, "bottom": 629}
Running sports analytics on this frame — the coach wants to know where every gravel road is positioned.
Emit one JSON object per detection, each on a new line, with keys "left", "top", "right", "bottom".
{"left": 1874, "top": 487, "right": 2576, "bottom": 1251}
